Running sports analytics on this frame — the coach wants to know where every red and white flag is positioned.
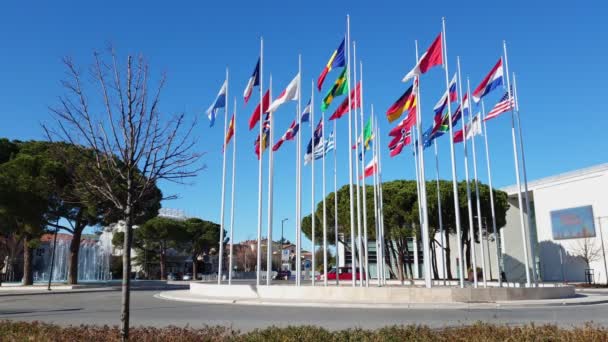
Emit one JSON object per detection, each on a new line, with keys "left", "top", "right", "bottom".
{"left": 402, "top": 33, "right": 443, "bottom": 82}
{"left": 268, "top": 73, "right": 300, "bottom": 113}
{"left": 360, "top": 156, "right": 378, "bottom": 179}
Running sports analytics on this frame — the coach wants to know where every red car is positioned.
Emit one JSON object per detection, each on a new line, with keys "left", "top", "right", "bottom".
{"left": 317, "top": 267, "right": 363, "bottom": 281}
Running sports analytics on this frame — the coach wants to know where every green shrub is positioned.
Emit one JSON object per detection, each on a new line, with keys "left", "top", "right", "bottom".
{"left": 0, "top": 321, "right": 606, "bottom": 341}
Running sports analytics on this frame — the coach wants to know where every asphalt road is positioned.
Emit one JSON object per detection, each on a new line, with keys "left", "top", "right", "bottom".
{"left": 1, "top": 289, "right": 608, "bottom": 331}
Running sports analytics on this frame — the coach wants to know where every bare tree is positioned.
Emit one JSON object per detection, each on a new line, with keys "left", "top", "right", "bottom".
{"left": 45, "top": 47, "right": 203, "bottom": 341}
{"left": 571, "top": 237, "right": 603, "bottom": 271}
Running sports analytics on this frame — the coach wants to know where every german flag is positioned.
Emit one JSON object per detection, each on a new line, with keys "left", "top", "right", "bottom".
{"left": 386, "top": 84, "right": 416, "bottom": 123}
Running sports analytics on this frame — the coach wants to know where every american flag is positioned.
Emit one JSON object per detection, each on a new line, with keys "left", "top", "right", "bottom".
{"left": 484, "top": 91, "right": 515, "bottom": 122}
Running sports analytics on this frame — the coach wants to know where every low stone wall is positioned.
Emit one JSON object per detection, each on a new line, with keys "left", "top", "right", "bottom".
{"left": 189, "top": 283, "right": 576, "bottom": 303}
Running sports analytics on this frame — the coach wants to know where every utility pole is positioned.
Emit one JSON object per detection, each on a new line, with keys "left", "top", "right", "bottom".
{"left": 47, "top": 225, "right": 59, "bottom": 291}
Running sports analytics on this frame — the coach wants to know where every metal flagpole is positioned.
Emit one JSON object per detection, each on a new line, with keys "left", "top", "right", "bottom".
{"left": 228, "top": 97, "right": 237, "bottom": 285}
{"left": 322, "top": 105, "right": 328, "bottom": 287}
{"left": 353, "top": 41, "right": 363, "bottom": 287}
{"left": 296, "top": 54, "right": 303, "bottom": 286}
{"left": 346, "top": 14, "right": 357, "bottom": 287}
{"left": 433, "top": 139, "right": 447, "bottom": 283}
{"left": 360, "top": 61, "right": 369, "bottom": 287}
{"left": 414, "top": 40, "right": 432, "bottom": 288}
{"left": 503, "top": 41, "right": 532, "bottom": 287}
{"left": 512, "top": 72, "right": 538, "bottom": 285}
{"left": 457, "top": 57, "right": 478, "bottom": 288}
{"left": 256, "top": 38, "right": 264, "bottom": 286}
{"left": 266, "top": 74, "right": 275, "bottom": 286}
{"left": 371, "top": 110, "right": 380, "bottom": 286}
{"left": 218, "top": 67, "right": 229, "bottom": 284}
{"left": 376, "top": 117, "right": 387, "bottom": 285}
{"left": 467, "top": 78, "right": 487, "bottom": 287}
{"left": 333, "top": 119, "right": 340, "bottom": 286}
{"left": 311, "top": 77, "right": 316, "bottom": 287}
{"left": 481, "top": 99, "right": 503, "bottom": 287}
{"left": 442, "top": 18, "right": 465, "bottom": 288}
{"left": 412, "top": 126, "right": 421, "bottom": 280}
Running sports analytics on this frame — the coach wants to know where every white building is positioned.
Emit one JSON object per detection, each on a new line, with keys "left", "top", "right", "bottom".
{"left": 501, "top": 163, "right": 608, "bottom": 285}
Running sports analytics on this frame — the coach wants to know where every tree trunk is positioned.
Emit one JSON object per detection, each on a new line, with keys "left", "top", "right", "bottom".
{"left": 67, "top": 220, "right": 84, "bottom": 285}
{"left": 384, "top": 240, "right": 395, "bottom": 280}
{"left": 404, "top": 240, "right": 413, "bottom": 280}
{"left": 391, "top": 240, "right": 404, "bottom": 284}
{"left": 22, "top": 236, "right": 34, "bottom": 286}
{"left": 431, "top": 240, "right": 439, "bottom": 279}
{"left": 445, "top": 229, "right": 453, "bottom": 280}
{"left": 159, "top": 247, "right": 166, "bottom": 280}
{"left": 121, "top": 197, "right": 133, "bottom": 342}
{"left": 192, "top": 254, "right": 198, "bottom": 279}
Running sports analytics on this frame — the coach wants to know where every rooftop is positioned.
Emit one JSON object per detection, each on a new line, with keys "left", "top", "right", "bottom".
{"left": 501, "top": 163, "right": 608, "bottom": 195}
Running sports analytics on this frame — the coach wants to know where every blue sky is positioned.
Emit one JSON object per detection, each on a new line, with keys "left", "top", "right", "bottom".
{"left": 1, "top": 0, "right": 606, "bottom": 245}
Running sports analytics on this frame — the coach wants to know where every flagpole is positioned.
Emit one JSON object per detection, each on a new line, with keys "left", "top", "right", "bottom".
{"left": 442, "top": 18, "right": 465, "bottom": 288}
{"left": 433, "top": 139, "right": 447, "bottom": 284}
{"left": 346, "top": 14, "right": 356, "bottom": 287}
{"left": 360, "top": 61, "right": 369, "bottom": 287}
{"left": 297, "top": 54, "right": 303, "bottom": 286}
{"left": 503, "top": 41, "right": 531, "bottom": 287}
{"left": 256, "top": 37, "right": 264, "bottom": 286}
{"left": 481, "top": 99, "right": 503, "bottom": 287}
{"left": 311, "top": 76, "right": 316, "bottom": 287}
{"left": 333, "top": 118, "right": 340, "bottom": 286}
{"left": 353, "top": 41, "right": 363, "bottom": 287}
{"left": 217, "top": 67, "right": 229, "bottom": 284}
{"left": 414, "top": 40, "right": 432, "bottom": 289}
{"left": 376, "top": 116, "right": 387, "bottom": 286}
{"left": 266, "top": 74, "right": 275, "bottom": 286}
{"left": 371, "top": 111, "right": 380, "bottom": 286}
{"left": 322, "top": 104, "right": 328, "bottom": 286}
{"left": 412, "top": 126, "right": 421, "bottom": 280}
{"left": 512, "top": 72, "right": 538, "bottom": 285}
{"left": 457, "top": 57, "right": 478, "bottom": 288}
{"left": 467, "top": 78, "right": 487, "bottom": 287}
{"left": 228, "top": 97, "right": 237, "bottom": 285}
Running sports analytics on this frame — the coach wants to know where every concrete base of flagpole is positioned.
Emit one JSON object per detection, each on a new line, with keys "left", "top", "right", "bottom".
{"left": 174, "top": 282, "right": 574, "bottom": 305}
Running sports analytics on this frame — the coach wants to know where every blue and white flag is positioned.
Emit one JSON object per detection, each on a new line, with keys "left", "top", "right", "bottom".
{"left": 305, "top": 131, "right": 334, "bottom": 164}
{"left": 207, "top": 80, "right": 227, "bottom": 127}
{"left": 300, "top": 99, "right": 311, "bottom": 124}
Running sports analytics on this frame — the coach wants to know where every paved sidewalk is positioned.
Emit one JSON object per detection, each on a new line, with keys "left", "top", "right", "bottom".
{"left": 157, "top": 288, "right": 608, "bottom": 310}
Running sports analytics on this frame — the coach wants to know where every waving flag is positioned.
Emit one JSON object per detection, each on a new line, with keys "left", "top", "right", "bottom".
{"left": 389, "top": 128, "right": 411, "bottom": 157}
{"left": 389, "top": 110, "right": 417, "bottom": 137}
{"left": 268, "top": 73, "right": 300, "bottom": 113}
{"left": 249, "top": 90, "right": 271, "bottom": 130}
{"left": 433, "top": 74, "right": 458, "bottom": 116}
{"left": 472, "top": 58, "right": 504, "bottom": 103}
{"left": 452, "top": 93, "right": 470, "bottom": 126}
{"left": 306, "top": 131, "right": 335, "bottom": 164}
{"left": 206, "top": 80, "right": 227, "bottom": 127}
{"left": 484, "top": 92, "right": 514, "bottom": 121}
{"left": 300, "top": 99, "right": 311, "bottom": 124}
{"left": 329, "top": 82, "right": 361, "bottom": 120}
{"left": 243, "top": 58, "right": 260, "bottom": 104}
{"left": 322, "top": 68, "right": 348, "bottom": 110}
{"left": 402, "top": 33, "right": 443, "bottom": 82}
{"left": 304, "top": 119, "right": 324, "bottom": 164}
{"left": 363, "top": 118, "right": 373, "bottom": 150}
{"left": 272, "top": 120, "right": 299, "bottom": 151}
{"left": 386, "top": 83, "right": 417, "bottom": 123}
{"left": 224, "top": 114, "right": 235, "bottom": 147}
{"left": 254, "top": 115, "right": 270, "bottom": 159}
{"left": 453, "top": 114, "right": 483, "bottom": 144}
{"left": 360, "top": 156, "right": 378, "bottom": 179}
{"left": 317, "top": 39, "right": 346, "bottom": 91}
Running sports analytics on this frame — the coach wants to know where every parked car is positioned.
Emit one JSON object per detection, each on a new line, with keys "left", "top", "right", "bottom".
{"left": 274, "top": 269, "right": 291, "bottom": 280}
{"left": 167, "top": 273, "right": 181, "bottom": 281}
{"left": 317, "top": 267, "right": 363, "bottom": 281}
{"left": 182, "top": 273, "right": 193, "bottom": 281}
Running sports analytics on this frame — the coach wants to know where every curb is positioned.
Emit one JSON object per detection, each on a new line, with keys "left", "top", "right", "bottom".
{"left": 156, "top": 291, "right": 608, "bottom": 310}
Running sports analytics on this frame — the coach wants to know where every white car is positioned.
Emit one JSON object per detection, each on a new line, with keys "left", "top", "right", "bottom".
{"left": 182, "top": 274, "right": 193, "bottom": 281}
